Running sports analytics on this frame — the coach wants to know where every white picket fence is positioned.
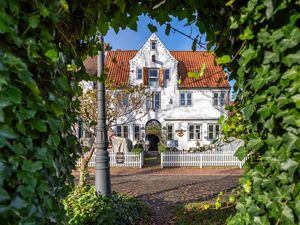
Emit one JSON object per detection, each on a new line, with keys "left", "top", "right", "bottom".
{"left": 161, "top": 151, "right": 246, "bottom": 168}
{"left": 76, "top": 151, "right": 144, "bottom": 168}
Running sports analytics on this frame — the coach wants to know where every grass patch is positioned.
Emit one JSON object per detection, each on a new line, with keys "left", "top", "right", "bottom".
{"left": 175, "top": 202, "right": 236, "bottom": 225}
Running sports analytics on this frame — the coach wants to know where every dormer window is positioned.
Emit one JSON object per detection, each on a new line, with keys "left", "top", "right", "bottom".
{"left": 151, "top": 40, "right": 157, "bottom": 50}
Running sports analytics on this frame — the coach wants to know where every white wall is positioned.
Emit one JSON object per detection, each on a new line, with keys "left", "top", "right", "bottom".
{"left": 112, "top": 34, "right": 229, "bottom": 150}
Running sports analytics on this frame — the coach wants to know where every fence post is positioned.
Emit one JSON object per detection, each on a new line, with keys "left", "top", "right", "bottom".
{"left": 239, "top": 160, "right": 242, "bottom": 169}
{"left": 161, "top": 153, "right": 164, "bottom": 168}
{"left": 200, "top": 153, "right": 203, "bottom": 168}
{"left": 139, "top": 152, "right": 142, "bottom": 168}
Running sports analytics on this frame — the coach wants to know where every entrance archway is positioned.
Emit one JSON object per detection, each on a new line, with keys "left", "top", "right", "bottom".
{"left": 145, "top": 119, "right": 161, "bottom": 151}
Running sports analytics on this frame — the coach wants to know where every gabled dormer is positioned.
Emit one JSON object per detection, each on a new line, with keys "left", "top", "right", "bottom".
{"left": 129, "top": 33, "right": 178, "bottom": 88}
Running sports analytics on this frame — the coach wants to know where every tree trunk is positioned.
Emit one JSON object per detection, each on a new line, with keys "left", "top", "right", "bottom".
{"left": 78, "top": 140, "right": 96, "bottom": 186}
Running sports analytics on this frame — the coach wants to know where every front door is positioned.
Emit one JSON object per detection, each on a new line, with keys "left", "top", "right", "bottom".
{"left": 146, "top": 134, "right": 160, "bottom": 151}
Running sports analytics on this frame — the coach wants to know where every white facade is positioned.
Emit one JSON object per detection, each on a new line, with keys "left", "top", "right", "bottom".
{"left": 112, "top": 34, "right": 229, "bottom": 150}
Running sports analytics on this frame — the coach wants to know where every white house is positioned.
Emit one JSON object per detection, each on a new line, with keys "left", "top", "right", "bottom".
{"left": 84, "top": 34, "right": 230, "bottom": 151}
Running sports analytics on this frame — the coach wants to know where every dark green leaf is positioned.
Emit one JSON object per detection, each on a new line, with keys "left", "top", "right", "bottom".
{"left": 0, "top": 125, "right": 17, "bottom": 139}
{"left": 147, "top": 24, "right": 157, "bottom": 33}
{"left": 165, "top": 23, "right": 171, "bottom": 35}
{"left": 28, "top": 15, "right": 40, "bottom": 28}
{"left": 235, "top": 146, "right": 247, "bottom": 160}
{"left": 0, "top": 187, "right": 10, "bottom": 202}
{"left": 31, "top": 120, "right": 47, "bottom": 132}
{"left": 22, "top": 161, "right": 43, "bottom": 173}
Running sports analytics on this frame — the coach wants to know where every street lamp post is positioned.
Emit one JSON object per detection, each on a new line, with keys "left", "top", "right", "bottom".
{"left": 95, "top": 35, "right": 111, "bottom": 195}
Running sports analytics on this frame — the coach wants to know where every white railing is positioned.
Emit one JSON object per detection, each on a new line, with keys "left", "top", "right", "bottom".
{"left": 161, "top": 151, "right": 246, "bottom": 168}
{"left": 76, "top": 151, "right": 144, "bottom": 168}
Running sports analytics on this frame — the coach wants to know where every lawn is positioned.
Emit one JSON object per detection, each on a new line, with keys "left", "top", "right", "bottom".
{"left": 175, "top": 202, "right": 236, "bottom": 225}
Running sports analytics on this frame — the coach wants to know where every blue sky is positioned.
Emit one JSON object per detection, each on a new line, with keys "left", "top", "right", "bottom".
{"left": 105, "top": 15, "right": 205, "bottom": 51}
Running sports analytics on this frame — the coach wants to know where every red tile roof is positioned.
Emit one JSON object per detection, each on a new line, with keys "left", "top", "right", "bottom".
{"left": 83, "top": 50, "right": 230, "bottom": 88}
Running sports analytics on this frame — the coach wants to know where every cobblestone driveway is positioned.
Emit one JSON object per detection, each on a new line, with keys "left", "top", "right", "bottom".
{"left": 84, "top": 167, "right": 242, "bottom": 225}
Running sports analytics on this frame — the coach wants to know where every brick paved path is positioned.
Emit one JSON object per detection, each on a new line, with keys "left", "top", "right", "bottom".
{"left": 81, "top": 167, "right": 242, "bottom": 225}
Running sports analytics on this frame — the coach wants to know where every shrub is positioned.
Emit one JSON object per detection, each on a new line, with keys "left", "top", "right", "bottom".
{"left": 158, "top": 143, "right": 167, "bottom": 153}
{"left": 64, "top": 185, "right": 150, "bottom": 225}
{"left": 132, "top": 143, "right": 143, "bottom": 154}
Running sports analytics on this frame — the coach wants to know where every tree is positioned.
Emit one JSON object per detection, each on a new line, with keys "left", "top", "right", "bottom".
{"left": 77, "top": 80, "right": 148, "bottom": 185}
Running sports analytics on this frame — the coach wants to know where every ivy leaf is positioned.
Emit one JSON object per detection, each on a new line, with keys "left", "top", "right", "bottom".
{"left": 165, "top": 23, "right": 171, "bottom": 35}
{"left": 239, "top": 26, "right": 255, "bottom": 40}
{"left": 226, "top": 0, "right": 235, "bottom": 7}
{"left": 229, "top": 16, "right": 239, "bottom": 29}
{"left": 246, "top": 138, "right": 263, "bottom": 151}
{"left": 216, "top": 55, "right": 231, "bottom": 64}
{"left": 0, "top": 187, "right": 10, "bottom": 202}
{"left": 281, "top": 159, "right": 298, "bottom": 177}
{"left": 22, "top": 161, "right": 43, "bottom": 173}
{"left": 242, "top": 104, "right": 254, "bottom": 120}
{"left": 192, "top": 37, "right": 198, "bottom": 51}
{"left": 147, "top": 24, "right": 157, "bottom": 33}
{"left": 28, "top": 15, "right": 40, "bottom": 28}
{"left": 31, "top": 120, "right": 47, "bottom": 132}
{"left": 282, "top": 205, "right": 294, "bottom": 223}
{"left": 45, "top": 49, "right": 59, "bottom": 62}
{"left": 291, "top": 94, "right": 300, "bottom": 109}
{"left": 0, "top": 125, "right": 17, "bottom": 139}
{"left": 235, "top": 146, "right": 247, "bottom": 160}
{"left": 0, "top": 109, "right": 4, "bottom": 123}
{"left": 10, "top": 196, "right": 27, "bottom": 209}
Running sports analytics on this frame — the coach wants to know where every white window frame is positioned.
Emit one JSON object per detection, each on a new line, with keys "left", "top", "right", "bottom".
{"left": 116, "top": 125, "right": 129, "bottom": 138}
{"left": 207, "top": 124, "right": 220, "bottom": 140}
{"left": 122, "top": 93, "right": 129, "bottom": 106}
{"left": 213, "top": 91, "right": 226, "bottom": 107}
{"left": 150, "top": 40, "right": 157, "bottom": 50}
{"left": 136, "top": 68, "right": 142, "bottom": 80}
{"left": 179, "top": 91, "right": 192, "bottom": 107}
{"left": 153, "top": 92, "right": 160, "bottom": 109}
{"left": 146, "top": 96, "right": 152, "bottom": 110}
{"left": 133, "top": 124, "right": 141, "bottom": 141}
{"left": 149, "top": 69, "right": 159, "bottom": 87}
{"left": 188, "top": 124, "right": 202, "bottom": 140}
{"left": 164, "top": 69, "right": 170, "bottom": 80}
{"left": 166, "top": 124, "right": 174, "bottom": 140}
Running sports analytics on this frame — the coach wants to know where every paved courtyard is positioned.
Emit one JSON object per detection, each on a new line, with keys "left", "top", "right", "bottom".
{"left": 82, "top": 167, "right": 242, "bottom": 225}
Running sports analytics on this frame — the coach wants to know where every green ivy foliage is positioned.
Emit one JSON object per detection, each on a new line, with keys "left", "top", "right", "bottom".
{"left": 1, "top": 0, "right": 299, "bottom": 224}
{"left": 64, "top": 185, "right": 150, "bottom": 225}
{"left": 217, "top": 1, "right": 300, "bottom": 224}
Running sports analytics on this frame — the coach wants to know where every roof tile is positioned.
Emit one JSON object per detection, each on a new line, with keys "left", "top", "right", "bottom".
{"left": 84, "top": 50, "right": 230, "bottom": 88}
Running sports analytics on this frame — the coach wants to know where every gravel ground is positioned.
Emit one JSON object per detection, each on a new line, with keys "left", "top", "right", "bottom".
{"left": 82, "top": 167, "right": 241, "bottom": 225}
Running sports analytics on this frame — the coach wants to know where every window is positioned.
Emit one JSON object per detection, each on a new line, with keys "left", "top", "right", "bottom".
{"left": 188, "top": 124, "right": 202, "bottom": 140}
{"left": 164, "top": 69, "right": 170, "bottom": 80}
{"left": 208, "top": 124, "right": 220, "bottom": 140}
{"left": 133, "top": 125, "right": 141, "bottom": 140}
{"left": 167, "top": 124, "right": 174, "bottom": 140}
{"left": 179, "top": 91, "right": 192, "bottom": 106}
{"left": 136, "top": 68, "right": 142, "bottom": 80}
{"left": 153, "top": 92, "right": 160, "bottom": 109}
{"left": 116, "top": 125, "right": 129, "bottom": 138}
{"left": 213, "top": 92, "right": 219, "bottom": 106}
{"left": 151, "top": 40, "right": 157, "bottom": 50}
{"left": 213, "top": 92, "right": 226, "bottom": 107}
{"left": 149, "top": 69, "right": 158, "bottom": 87}
{"left": 146, "top": 96, "right": 152, "bottom": 109}
{"left": 122, "top": 94, "right": 129, "bottom": 106}
{"left": 220, "top": 92, "right": 225, "bottom": 106}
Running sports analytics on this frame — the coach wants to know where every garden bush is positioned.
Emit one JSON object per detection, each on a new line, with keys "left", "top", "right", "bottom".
{"left": 64, "top": 185, "right": 150, "bottom": 225}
